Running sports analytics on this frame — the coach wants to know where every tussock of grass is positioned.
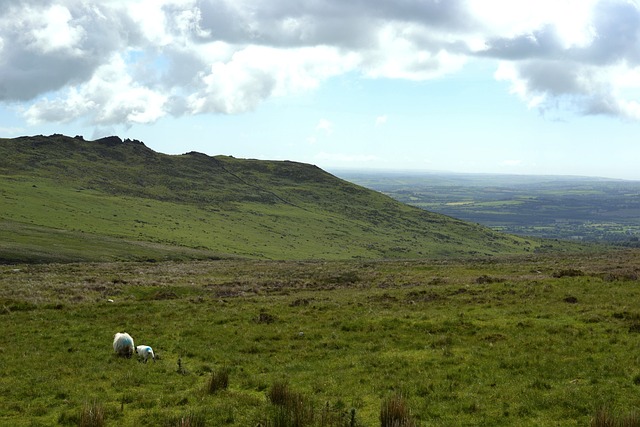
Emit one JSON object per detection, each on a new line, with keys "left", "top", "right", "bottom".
{"left": 169, "top": 412, "right": 207, "bottom": 427}
{"left": 79, "top": 400, "right": 105, "bottom": 427}
{"left": 256, "top": 309, "right": 277, "bottom": 324}
{"left": 591, "top": 406, "right": 640, "bottom": 427}
{"left": 264, "top": 381, "right": 359, "bottom": 427}
{"left": 380, "top": 394, "right": 417, "bottom": 427}
{"left": 206, "top": 368, "right": 229, "bottom": 394}
{"left": 263, "top": 381, "right": 360, "bottom": 427}
{"left": 266, "top": 382, "right": 314, "bottom": 427}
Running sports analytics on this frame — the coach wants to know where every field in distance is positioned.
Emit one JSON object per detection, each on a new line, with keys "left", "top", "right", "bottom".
{"left": 2, "top": 251, "right": 640, "bottom": 425}
{"left": 336, "top": 171, "right": 640, "bottom": 245}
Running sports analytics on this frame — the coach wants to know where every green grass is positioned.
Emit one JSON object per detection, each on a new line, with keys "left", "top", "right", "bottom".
{"left": 0, "top": 134, "right": 584, "bottom": 263}
{"left": 2, "top": 250, "right": 640, "bottom": 425}
{"left": 0, "top": 219, "right": 226, "bottom": 264}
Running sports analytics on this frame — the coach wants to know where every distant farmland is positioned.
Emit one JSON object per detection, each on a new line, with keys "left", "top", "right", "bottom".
{"left": 337, "top": 171, "right": 640, "bottom": 245}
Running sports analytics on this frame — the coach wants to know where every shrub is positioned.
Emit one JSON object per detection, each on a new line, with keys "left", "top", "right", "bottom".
{"left": 380, "top": 394, "right": 417, "bottom": 427}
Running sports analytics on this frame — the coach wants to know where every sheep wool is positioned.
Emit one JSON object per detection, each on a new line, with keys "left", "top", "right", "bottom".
{"left": 136, "top": 345, "right": 156, "bottom": 363}
{"left": 113, "top": 332, "right": 135, "bottom": 358}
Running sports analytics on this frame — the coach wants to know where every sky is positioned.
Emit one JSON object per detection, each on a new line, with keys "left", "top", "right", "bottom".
{"left": 2, "top": 1, "right": 640, "bottom": 180}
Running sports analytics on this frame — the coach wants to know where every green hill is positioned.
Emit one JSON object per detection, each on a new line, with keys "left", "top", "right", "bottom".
{"left": 0, "top": 134, "right": 569, "bottom": 262}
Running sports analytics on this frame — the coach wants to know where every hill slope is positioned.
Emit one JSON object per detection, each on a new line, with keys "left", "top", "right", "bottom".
{"left": 0, "top": 134, "right": 570, "bottom": 262}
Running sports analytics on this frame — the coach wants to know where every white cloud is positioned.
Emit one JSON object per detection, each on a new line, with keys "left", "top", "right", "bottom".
{"left": 494, "top": 62, "right": 546, "bottom": 108}
{"left": 483, "top": 1, "right": 640, "bottom": 120}
{"left": 0, "top": 1, "right": 134, "bottom": 102}
{"left": 360, "top": 22, "right": 469, "bottom": 80}
{"left": 495, "top": 57, "right": 640, "bottom": 121}
{"left": 375, "top": 115, "right": 388, "bottom": 127}
{"left": 306, "top": 118, "right": 333, "bottom": 146}
{"left": 186, "top": 45, "right": 358, "bottom": 115}
{"left": 25, "top": 53, "right": 168, "bottom": 125}
{"left": 468, "top": 0, "right": 597, "bottom": 48}
{"left": 315, "top": 119, "right": 333, "bottom": 134}
{"left": 2, "top": 0, "right": 640, "bottom": 126}
{"left": 127, "top": 0, "right": 175, "bottom": 46}
{"left": 32, "top": 5, "right": 85, "bottom": 54}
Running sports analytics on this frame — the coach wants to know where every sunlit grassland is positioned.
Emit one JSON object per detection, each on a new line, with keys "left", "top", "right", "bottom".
{"left": 2, "top": 251, "right": 640, "bottom": 425}
{"left": 1, "top": 175, "right": 554, "bottom": 263}
{"left": 0, "top": 220, "right": 226, "bottom": 264}
{"left": 2, "top": 134, "right": 590, "bottom": 264}
{"left": 413, "top": 201, "right": 524, "bottom": 211}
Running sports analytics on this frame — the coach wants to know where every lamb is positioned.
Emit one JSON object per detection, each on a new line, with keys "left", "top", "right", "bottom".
{"left": 135, "top": 345, "right": 156, "bottom": 363}
{"left": 113, "top": 332, "right": 135, "bottom": 358}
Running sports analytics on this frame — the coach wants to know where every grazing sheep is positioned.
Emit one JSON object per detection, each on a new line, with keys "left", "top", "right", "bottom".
{"left": 135, "top": 345, "right": 155, "bottom": 363}
{"left": 113, "top": 332, "right": 135, "bottom": 358}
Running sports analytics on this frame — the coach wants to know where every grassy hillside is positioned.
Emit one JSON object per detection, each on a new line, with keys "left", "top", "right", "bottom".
{"left": 0, "top": 134, "right": 576, "bottom": 262}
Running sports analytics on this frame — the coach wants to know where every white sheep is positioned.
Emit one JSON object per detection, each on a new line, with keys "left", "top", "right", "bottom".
{"left": 113, "top": 332, "right": 135, "bottom": 358}
{"left": 135, "top": 345, "right": 156, "bottom": 363}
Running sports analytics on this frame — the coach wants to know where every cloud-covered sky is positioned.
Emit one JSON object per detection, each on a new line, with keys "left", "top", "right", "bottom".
{"left": 2, "top": 0, "right": 640, "bottom": 179}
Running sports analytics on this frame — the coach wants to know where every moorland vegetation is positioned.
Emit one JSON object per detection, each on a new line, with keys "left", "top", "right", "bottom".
{"left": 1, "top": 134, "right": 637, "bottom": 426}
{"left": 0, "top": 134, "right": 580, "bottom": 263}
{"left": 2, "top": 252, "right": 640, "bottom": 425}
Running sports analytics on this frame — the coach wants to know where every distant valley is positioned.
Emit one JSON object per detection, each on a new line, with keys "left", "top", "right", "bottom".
{"left": 335, "top": 170, "right": 640, "bottom": 245}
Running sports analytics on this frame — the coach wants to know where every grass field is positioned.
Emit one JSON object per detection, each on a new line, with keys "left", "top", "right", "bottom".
{"left": 2, "top": 250, "right": 640, "bottom": 426}
{"left": 1, "top": 135, "right": 570, "bottom": 263}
